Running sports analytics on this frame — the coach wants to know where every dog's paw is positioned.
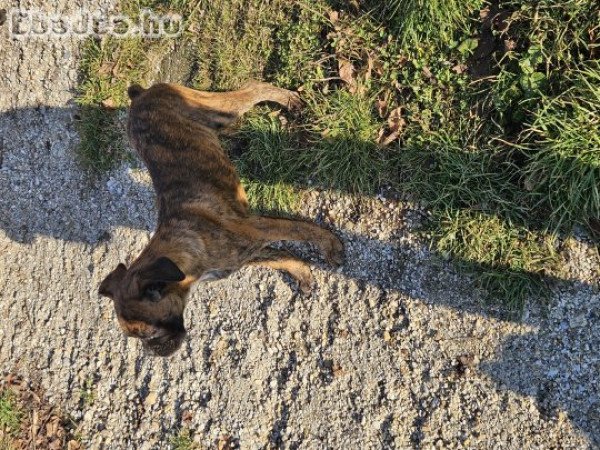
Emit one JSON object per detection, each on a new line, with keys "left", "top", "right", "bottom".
{"left": 322, "top": 235, "right": 345, "bottom": 267}
{"left": 285, "top": 91, "right": 304, "bottom": 111}
{"left": 296, "top": 269, "right": 314, "bottom": 296}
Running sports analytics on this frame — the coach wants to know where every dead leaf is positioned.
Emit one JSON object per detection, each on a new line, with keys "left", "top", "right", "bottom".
{"left": 68, "top": 440, "right": 83, "bottom": 450}
{"left": 97, "top": 61, "right": 115, "bottom": 76}
{"left": 338, "top": 58, "right": 357, "bottom": 93}
{"left": 370, "top": 58, "right": 385, "bottom": 77}
{"left": 361, "top": 50, "right": 374, "bottom": 82}
{"left": 387, "top": 107, "right": 406, "bottom": 132}
{"left": 377, "top": 107, "right": 406, "bottom": 147}
{"left": 102, "top": 98, "right": 117, "bottom": 109}
{"left": 452, "top": 64, "right": 467, "bottom": 74}
{"left": 333, "top": 362, "right": 344, "bottom": 377}
{"left": 504, "top": 39, "right": 517, "bottom": 51}
{"left": 46, "top": 417, "right": 59, "bottom": 436}
{"left": 328, "top": 10, "right": 339, "bottom": 24}
{"left": 181, "top": 410, "right": 194, "bottom": 424}
{"left": 376, "top": 99, "right": 388, "bottom": 118}
{"left": 422, "top": 66, "right": 434, "bottom": 79}
{"left": 480, "top": 7, "right": 490, "bottom": 21}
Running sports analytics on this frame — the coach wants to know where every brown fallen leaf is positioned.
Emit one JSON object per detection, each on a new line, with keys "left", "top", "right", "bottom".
{"left": 361, "top": 49, "right": 374, "bottom": 82}
{"left": 370, "top": 58, "right": 385, "bottom": 77}
{"left": 46, "top": 416, "right": 59, "bottom": 436}
{"left": 97, "top": 61, "right": 115, "bottom": 76}
{"left": 376, "top": 99, "right": 388, "bottom": 118}
{"left": 452, "top": 64, "right": 467, "bottom": 74}
{"left": 333, "top": 361, "right": 344, "bottom": 377}
{"left": 68, "top": 440, "right": 83, "bottom": 450}
{"left": 181, "top": 409, "right": 194, "bottom": 424}
{"left": 480, "top": 6, "right": 490, "bottom": 21}
{"left": 102, "top": 98, "right": 117, "bottom": 109}
{"left": 338, "top": 58, "right": 357, "bottom": 93}
{"left": 328, "top": 10, "right": 339, "bottom": 24}
{"left": 377, "top": 106, "right": 406, "bottom": 146}
{"left": 504, "top": 39, "right": 517, "bottom": 51}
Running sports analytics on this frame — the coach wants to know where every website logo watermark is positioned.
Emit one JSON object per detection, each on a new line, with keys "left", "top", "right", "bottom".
{"left": 7, "top": 8, "right": 183, "bottom": 39}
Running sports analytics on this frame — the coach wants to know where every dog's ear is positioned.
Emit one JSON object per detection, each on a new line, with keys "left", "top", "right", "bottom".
{"left": 138, "top": 257, "right": 185, "bottom": 283}
{"left": 99, "top": 263, "right": 127, "bottom": 298}
{"left": 137, "top": 257, "right": 185, "bottom": 302}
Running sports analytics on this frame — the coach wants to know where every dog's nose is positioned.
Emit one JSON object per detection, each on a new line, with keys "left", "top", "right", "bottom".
{"left": 142, "top": 334, "right": 185, "bottom": 357}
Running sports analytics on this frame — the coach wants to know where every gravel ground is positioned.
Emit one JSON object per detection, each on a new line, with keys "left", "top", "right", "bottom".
{"left": 1, "top": 2, "right": 599, "bottom": 449}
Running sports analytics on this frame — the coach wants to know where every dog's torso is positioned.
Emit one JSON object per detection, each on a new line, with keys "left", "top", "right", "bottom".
{"left": 99, "top": 81, "right": 343, "bottom": 356}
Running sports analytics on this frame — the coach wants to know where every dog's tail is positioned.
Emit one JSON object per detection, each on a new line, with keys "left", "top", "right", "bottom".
{"left": 127, "top": 84, "right": 146, "bottom": 100}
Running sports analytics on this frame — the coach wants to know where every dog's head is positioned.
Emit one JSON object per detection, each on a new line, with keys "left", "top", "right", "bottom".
{"left": 98, "top": 256, "right": 190, "bottom": 357}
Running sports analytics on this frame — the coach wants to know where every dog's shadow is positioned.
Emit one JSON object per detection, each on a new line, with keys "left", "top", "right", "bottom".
{"left": 0, "top": 103, "right": 598, "bottom": 445}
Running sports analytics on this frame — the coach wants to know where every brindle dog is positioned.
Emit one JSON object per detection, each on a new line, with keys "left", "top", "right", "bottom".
{"left": 99, "top": 81, "right": 344, "bottom": 356}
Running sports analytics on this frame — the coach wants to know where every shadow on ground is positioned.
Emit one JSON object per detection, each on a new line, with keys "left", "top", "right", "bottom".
{"left": 0, "top": 104, "right": 598, "bottom": 445}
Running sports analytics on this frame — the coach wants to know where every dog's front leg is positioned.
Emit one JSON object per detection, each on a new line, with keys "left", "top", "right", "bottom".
{"left": 246, "top": 216, "right": 344, "bottom": 266}
{"left": 247, "top": 248, "right": 313, "bottom": 294}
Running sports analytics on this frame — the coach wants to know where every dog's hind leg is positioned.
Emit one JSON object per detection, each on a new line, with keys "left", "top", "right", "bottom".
{"left": 247, "top": 248, "right": 313, "bottom": 294}
{"left": 172, "top": 81, "right": 302, "bottom": 126}
{"left": 246, "top": 216, "right": 344, "bottom": 266}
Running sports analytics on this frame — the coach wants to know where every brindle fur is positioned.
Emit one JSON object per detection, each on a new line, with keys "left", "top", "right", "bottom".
{"left": 99, "top": 81, "right": 344, "bottom": 356}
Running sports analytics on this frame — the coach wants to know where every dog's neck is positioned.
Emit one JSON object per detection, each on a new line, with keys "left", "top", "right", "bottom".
{"left": 135, "top": 226, "right": 207, "bottom": 282}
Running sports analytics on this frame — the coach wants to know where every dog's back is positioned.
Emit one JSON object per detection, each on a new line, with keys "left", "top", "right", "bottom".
{"left": 127, "top": 83, "right": 249, "bottom": 220}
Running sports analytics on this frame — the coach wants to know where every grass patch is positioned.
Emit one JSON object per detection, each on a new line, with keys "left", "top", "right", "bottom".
{"left": 235, "top": 112, "right": 303, "bottom": 213}
{"left": 236, "top": 89, "right": 389, "bottom": 198}
{"left": 76, "top": 1, "right": 178, "bottom": 171}
{"left": 301, "top": 89, "right": 387, "bottom": 193}
{"left": 76, "top": 106, "right": 128, "bottom": 172}
{"left": 271, "top": 3, "right": 330, "bottom": 88}
{"left": 367, "top": 0, "right": 484, "bottom": 49}
{"left": 397, "top": 118, "right": 560, "bottom": 311}
{"left": 170, "top": 428, "right": 197, "bottom": 450}
{"left": 0, "top": 390, "right": 22, "bottom": 438}
{"left": 433, "top": 209, "right": 558, "bottom": 313}
{"left": 521, "top": 64, "right": 600, "bottom": 231}
{"left": 191, "top": 0, "right": 289, "bottom": 90}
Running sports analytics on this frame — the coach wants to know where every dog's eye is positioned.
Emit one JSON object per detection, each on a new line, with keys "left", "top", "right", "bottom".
{"left": 143, "top": 282, "right": 166, "bottom": 302}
